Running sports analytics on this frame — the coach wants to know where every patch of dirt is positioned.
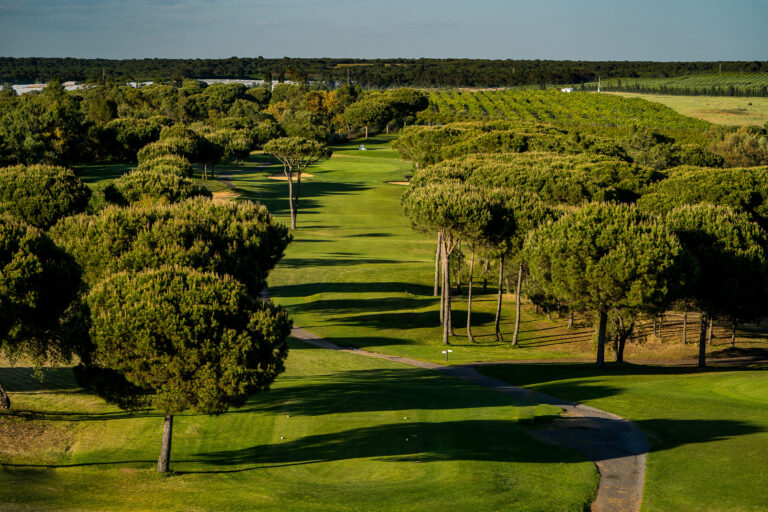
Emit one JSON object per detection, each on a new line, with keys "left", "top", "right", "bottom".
{"left": 386, "top": 181, "right": 410, "bottom": 186}
{"left": 211, "top": 190, "right": 239, "bottom": 201}
{"left": 0, "top": 414, "right": 72, "bottom": 457}
{"left": 268, "top": 173, "right": 314, "bottom": 181}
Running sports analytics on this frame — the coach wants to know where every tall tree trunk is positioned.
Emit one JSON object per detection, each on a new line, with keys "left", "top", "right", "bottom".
{"left": 595, "top": 310, "right": 608, "bottom": 368}
{"left": 707, "top": 316, "right": 714, "bottom": 346}
{"left": 731, "top": 320, "right": 737, "bottom": 348}
{"left": 567, "top": 309, "right": 574, "bottom": 329}
{"left": 482, "top": 260, "right": 489, "bottom": 293}
{"left": 157, "top": 414, "right": 174, "bottom": 473}
{"left": 285, "top": 166, "right": 296, "bottom": 230}
{"left": 0, "top": 383, "right": 10, "bottom": 410}
{"left": 441, "top": 236, "right": 451, "bottom": 344}
{"left": 365, "top": 126, "right": 369, "bottom": 139}
{"left": 455, "top": 241, "right": 462, "bottom": 295}
{"left": 434, "top": 233, "right": 441, "bottom": 297}
{"left": 495, "top": 255, "right": 504, "bottom": 342}
{"left": 698, "top": 311, "right": 708, "bottom": 368}
{"left": 466, "top": 248, "right": 475, "bottom": 343}
{"left": 294, "top": 169, "right": 303, "bottom": 221}
{"left": 615, "top": 318, "right": 633, "bottom": 363}
{"left": 682, "top": 309, "right": 688, "bottom": 344}
{"left": 511, "top": 263, "right": 523, "bottom": 346}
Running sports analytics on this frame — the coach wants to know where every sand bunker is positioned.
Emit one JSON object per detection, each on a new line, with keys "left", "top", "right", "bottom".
{"left": 386, "top": 181, "right": 410, "bottom": 186}
{"left": 268, "top": 173, "right": 314, "bottom": 181}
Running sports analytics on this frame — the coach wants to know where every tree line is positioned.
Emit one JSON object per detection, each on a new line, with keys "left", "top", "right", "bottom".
{"left": 0, "top": 79, "right": 428, "bottom": 167}
{"left": 1, "top": 57, "right": 766, "bottom": 88}
{"left": 397, "top": 122, "right": 768, "bottom": 368}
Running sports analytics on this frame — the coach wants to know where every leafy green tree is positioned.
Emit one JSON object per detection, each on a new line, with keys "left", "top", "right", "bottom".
{"left": 524, "top": 203, "right": 683, "bottom": 366}
{"left": 263, "top": 137, "right": 332, "bottom": 230}
{"left": 83, "top": 266, "right": 291, "bottom": 472}
{"left": 0, "top": 164, "right": 91, "bottom": 229}
{"left": 342, "top": 99, "right": 394, "bottom": 139}
{"left": 385, "top": 88, "right": 429, "bottom": 126}
{"left": 665, "top": 204, "right": 768, "bottom": 367}
{"left": 0, "top": 217, "right": 83, "bottom": 409}
{"left": 637, "top": 166, "right": 768, "bottom": 228}
{"left": 51, "top": 198, "right": 291, "bottom": 297}
{"left": 98, "top": 117, "right": 164, "bottom": 161}
{"left": 103, "top": 169, "right": 211, "bottom": 206}
{"left": 135, "top": 154, "right": 193, "bottom": 177}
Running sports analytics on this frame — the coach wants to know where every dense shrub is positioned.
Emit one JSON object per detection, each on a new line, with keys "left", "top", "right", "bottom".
{"left": 51, "top": 197, "right": 292, "bottom": 296}
{"left": 0, "top": 164, "right": 91, "bottom": 228}
{"left": 103, "top": 169, "right": 211, "bottom": 206}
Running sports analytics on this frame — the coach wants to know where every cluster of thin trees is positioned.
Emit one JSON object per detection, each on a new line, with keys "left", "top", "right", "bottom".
{"left": 400, "top": 140, "right": 768, "bottom": 369}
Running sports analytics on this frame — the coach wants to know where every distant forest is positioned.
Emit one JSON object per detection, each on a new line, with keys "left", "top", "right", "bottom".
{"left": 1, "top": 57, "right": 767, "bottom": 88}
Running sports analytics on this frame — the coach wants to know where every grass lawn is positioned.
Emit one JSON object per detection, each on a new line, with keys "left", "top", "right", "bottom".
{"left": 476, "top": 363, "right": 768, "bottom": 512}
{"left": 223, "top": 135, "right": 766, "bottom": 365}
{"left": 607, "top": 92, "right": 768, "bottom": 126}
{"left": 0, "top": 340, "right": 598, "bottom": 511}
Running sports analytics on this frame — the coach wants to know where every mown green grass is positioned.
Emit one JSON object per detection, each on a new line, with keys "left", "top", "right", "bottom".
{"left": 0, "top": 340, "right": 598, "bottom": 511}
{"left": 476, "top": 363, "right": 768, "bottom": 512}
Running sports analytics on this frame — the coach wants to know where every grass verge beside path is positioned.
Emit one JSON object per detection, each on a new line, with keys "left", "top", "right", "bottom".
{"left": 476, "top": 363, "right": 768, "bottom": 512}
{"left": 0, "top": 340, "right": 598, "bottom": 511}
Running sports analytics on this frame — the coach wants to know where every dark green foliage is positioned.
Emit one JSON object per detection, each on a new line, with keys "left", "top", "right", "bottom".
{"left": 636, "top": 166, "right": 768, "bottom": 228}
{"left": 103, "top": 169, "right": 211, "bottom": 206}
{"left": 51, "top": 198, "right": 292, "bottom": 297}
{"left": 135, "top": 154, "right": 193, "bottom": 177}
{"left": 83, "top": 266, "right": 291, "bottom": 414}
{"left": 3, "top": 57, "right": 765, "bottom": 89}
{"left": 524, "top": 203, "right": 683, "bottom": 364}
{"left": 401, "top": 182, "right": 495, "bottom": 242}
{"left": 0, "top": 81, "right": 85, "bottom": 164}
{"left": 0, "top": 164, "right": 91, "bottom": 229}
{"left": 99, "top": 117, "right": 164, "bottom": 161}
{"left": 393, "top": 122, "right": 633, "bottom": 169}
{"left": 412, "top": 153, "right": 660, "bottom": 206}
{"left": 0, "top": 216, "right": 84, "bottom": 365}
{"left": 525, "top": 203, "right": 682, "bottom": 313}
{"left": 665, "top": 204, "right": 768, "bottom": 323}
{"left": 342, "top": 99, "right": 395, "bottom": 136}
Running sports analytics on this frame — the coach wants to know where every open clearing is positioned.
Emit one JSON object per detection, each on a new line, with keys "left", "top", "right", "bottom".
{"left": 607, "top": 92, "right": 768, "bottom": 126}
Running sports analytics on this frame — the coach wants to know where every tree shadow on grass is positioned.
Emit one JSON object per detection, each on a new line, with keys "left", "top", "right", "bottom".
{"left": 186, "top": 417, "right": 762, "bottom": 474}
{"left": 231, "top": 178, "right": 370, "bottom": 218}
{"left": 474, "top": 362, "right": 760, "bottom": 392}
{"left": 278, "top": 257, "right": 411, "bottom": 268}
{"left": 272, "top": 281, "right": 433, "bottom": 297}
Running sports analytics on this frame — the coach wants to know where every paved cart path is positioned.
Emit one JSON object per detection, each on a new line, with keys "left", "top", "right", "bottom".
{"left": 291, "top": 326, "right": 648, "bottom": 512}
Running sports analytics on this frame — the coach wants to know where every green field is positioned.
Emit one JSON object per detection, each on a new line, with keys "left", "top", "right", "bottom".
{"left": 0, "top": 340, "right": 597, "bottom": 511}
{"left": 607, "top": 92, "right": 768, "bottom": 126}
{"left": 476, "top": 363, "right": 768, "bottom": 512}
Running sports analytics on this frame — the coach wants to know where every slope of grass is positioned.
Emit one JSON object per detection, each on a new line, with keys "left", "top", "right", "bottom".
{"left": 476, "top": 363, "right": 768, "bottom": 512}
{"left": 0, "top": 341, "right": 598, "bottom": 511}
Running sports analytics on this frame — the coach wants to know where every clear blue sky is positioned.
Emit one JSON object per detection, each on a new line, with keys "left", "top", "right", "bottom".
{"left": 1, "top": 0, "right": 766, "bottom": 60}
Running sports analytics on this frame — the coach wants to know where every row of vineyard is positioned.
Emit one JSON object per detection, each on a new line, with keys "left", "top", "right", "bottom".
{"left": 581, "top": 73, "right": 768, "bottom": 97}
{"left": 416, "top": 90, "right": 711, "bottom": 133}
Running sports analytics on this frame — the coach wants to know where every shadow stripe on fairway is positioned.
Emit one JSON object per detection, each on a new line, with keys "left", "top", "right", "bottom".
{"left": 290, "top": 326, "right": 648, "bottom": 512}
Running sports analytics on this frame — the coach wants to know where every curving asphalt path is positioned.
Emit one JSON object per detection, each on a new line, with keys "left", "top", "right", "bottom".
{"left": 290, "top": 326, "right": 648, "bottom": 512}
